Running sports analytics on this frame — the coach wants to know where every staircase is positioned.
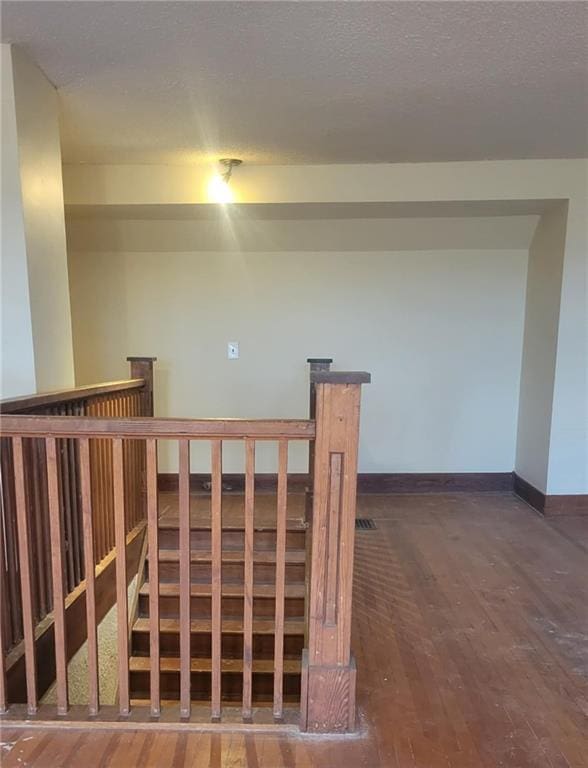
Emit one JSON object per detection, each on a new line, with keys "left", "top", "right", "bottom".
{"left": 129, "top": 494, "right": 307, "bottom": 708}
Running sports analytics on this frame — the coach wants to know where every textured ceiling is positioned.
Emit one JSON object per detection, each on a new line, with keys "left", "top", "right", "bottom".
{"left": 2, "top": 1, "right": 587, "bottom": 165}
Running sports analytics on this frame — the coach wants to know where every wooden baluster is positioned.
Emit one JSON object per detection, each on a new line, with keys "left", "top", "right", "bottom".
{"left": 0, "top": 496, "right": 8, "bottom": 713}
{"left": 79, "top": 437, "right": 100, "bottom": 715}
{"left": 301, "top": 371, "right": 370, "bottom": 733}
{"left": 211, "top": 439, "right": 222, "bottom": 720}
{"left": 87, "top": 403, "right": 100, "bottom": 563}
{"left": 146, "top": 438, "right": 160, "bottom": 717}
{"left": 65, "top": 405, "right": 81, "bottom": 589}
{"left": 273, "top": 439, "right": 288, "bottom": 719}
{"left": 59, "top": 430, "right": 76, "bottom": 593}
{"left": 113, "top": 437, "right": 130, "bottom": 716}
{"left": 1, "top": 439, "right": 22, "bottom": 646}
{"left": 101, "top": 399, "right": 109, "bottom": 558}
{"left": 179, "top": 439, "right": 191, "bottom": 718}
{"left": 36, "top": 438, "right": 52, "bottom": 612}
{"left": 106, "top": 399, "right": 115, "bottom": 552}
{"left": 242, "top": 439, "right": 255, "bottom": 720}
{"left": 13, "top": 436, "right": 37, "bottom": 714}
{"left": 91, "top": 399, "right": 104, "bottom": 561}
{"left": 29, "top": 439, "right": 47, "bottom": 619}
{"left": 46, "top": 437, "right": 69, "bottom": 714}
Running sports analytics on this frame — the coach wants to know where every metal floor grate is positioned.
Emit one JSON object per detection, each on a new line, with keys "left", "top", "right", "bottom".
{"left": 355, "top": 518, "right": 377, "bottom": 530}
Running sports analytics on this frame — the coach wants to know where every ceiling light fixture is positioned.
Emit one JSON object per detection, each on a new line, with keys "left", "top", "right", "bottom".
{"left": 207, "top": 158, "right": 242, "bottom": 204}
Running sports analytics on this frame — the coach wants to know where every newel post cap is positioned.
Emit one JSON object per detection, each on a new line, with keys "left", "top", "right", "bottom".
{"left": 126, "top": 356, "right": 157, "bottom": 362}
{"left": 310, "top": 371, "right": 371, "bottom": 385}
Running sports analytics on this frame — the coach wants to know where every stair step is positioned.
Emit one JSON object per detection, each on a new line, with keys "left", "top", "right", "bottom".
{"left": 157, "top": 520, "right": 306, "bottom": 532}
{"left": 155, "top": 549, "right": 306, "bottom": 564}
{"left": 129, "top": 656, "right": 301, "bottom": 675}
{"left": 132, "top": 617, "right": 305, "bottom": 636}
{"left": 139, "top": 582, "right": 305, "bottom": 599}
{"left": 129, "top": 698, "right": 292, "bottom": 710}
{"left": 158, "top": 528, "right": 306, "bottom": 551}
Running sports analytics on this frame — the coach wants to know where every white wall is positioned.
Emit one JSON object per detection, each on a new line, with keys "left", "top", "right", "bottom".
{"left": 516, "top": 205, "right": 567, "bottom": 492}
{"left": 64, "top": 159, "right": 588, "bottom": 493}
{"left": 0, "top": 45, "right": 74, "bottom": 397}
{"left": 68, "top": 218, "right": 528, "bottom": 474}
{"left": 548, "top": 194, "right": 588, "bottom": 494}
{"left": 1, "top": 45, "right": 36, "bottom": 397}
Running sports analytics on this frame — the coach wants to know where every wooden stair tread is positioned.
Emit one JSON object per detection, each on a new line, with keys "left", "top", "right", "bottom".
{"left": 158, "top": 521, "right": 306, "bottom": 532}
{"left": 129, "top": 699, "right": 297, "bottom": 709}
{"left": 155, "top": 549, "right": 306, "bottom": 564}
{"left": 132, "top": 617, "right": 305, "bottom": 635}
{"left": 139, "top": 582, "right": 305, "bottom": 599}
{"left": 130, "top": 656, "right": 301, "bottom": 674}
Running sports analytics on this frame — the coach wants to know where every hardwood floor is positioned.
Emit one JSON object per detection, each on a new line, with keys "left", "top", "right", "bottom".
{"left": 1, "top": 492, "right": 586, "bottom": 767}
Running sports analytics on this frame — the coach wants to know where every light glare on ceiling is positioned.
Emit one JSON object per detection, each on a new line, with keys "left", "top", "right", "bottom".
{"left": 207, "top": 158, "right": 242, "bottom": 204}
{"left": 207, "top": 174, "right": 234, "bottom": 204}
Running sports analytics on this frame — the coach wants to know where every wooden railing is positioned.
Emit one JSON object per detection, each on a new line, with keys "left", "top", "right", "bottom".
{"left": 0, "top": 365, "right": 369, "bottom": 733}
{"left": 0, "top": 357, "right": 155, "bottom": 655}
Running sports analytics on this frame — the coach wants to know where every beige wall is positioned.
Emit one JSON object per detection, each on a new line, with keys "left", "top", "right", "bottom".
{"left": 68, "top": 217, "right": 528, "bottom": 474}
{"left": 515, "top": 205, "right": 567, "bottom": 492}
{"left": 64, "top": 159, "right": 587, "bottom": 493}
{"left": 0, "top": 45, "right": 74, "bottom": 397}
{"left": 1, "top": 45, "right": 36, "bottom": 397}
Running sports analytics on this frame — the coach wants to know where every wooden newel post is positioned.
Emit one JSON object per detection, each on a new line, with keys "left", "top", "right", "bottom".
{"left": 127, "top": 356, "right": 157, "bottom": 416}
{"left": 306, "top": 358, "right": 333, "bottom": 422}
{"left": 301, "top": 370, "right": 370, "bottom": 733}
{"left": 306, "top": 358, "right": 333, "bottom": 519}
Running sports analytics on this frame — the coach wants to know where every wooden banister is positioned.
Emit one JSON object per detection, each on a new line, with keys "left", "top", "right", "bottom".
{"left": 0, "top": 357, "right": 156, "bottom": 678}
{"left": 0, "top": 416, "right": 315, "bottom": 440}
{"left": 0, "top": 361, "right": 369, "bottom": 733}
{"left": 0, "top": 380, "right": 145, "bottom": 414}
{"left": 301, "top": 370, "right": 370, "bottom": 733}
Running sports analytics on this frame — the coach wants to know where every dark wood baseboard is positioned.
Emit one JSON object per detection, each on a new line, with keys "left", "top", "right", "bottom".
{"left": 158, "top": 471, "right": 514, "bottom": 495}
{"left": 357, "top": 472, "right": 514, "bottom": 494}
{"left": 513, "top": 473, "right": 588, "bottom": 516}
{"left": 513, "top": 474, "right": 547, "bottom": 514}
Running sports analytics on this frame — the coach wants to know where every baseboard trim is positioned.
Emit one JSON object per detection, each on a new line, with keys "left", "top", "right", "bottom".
{"left": 158, "top": 471, "right": 514, "bottom": 495}
{"left": 513, "top": 473, "right": 588, "bottom": 516}
{"left": 357, "top": 472, "right": 513, "bottom": 494}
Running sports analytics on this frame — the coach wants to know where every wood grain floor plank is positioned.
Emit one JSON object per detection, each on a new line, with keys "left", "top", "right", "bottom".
{"left": 2, "top": 494, "right": 586, "bottom": 768}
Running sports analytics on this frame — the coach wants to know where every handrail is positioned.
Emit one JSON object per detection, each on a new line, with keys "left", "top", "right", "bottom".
{"left": 0, "top": 415, "right": 316, "bottom": 440}
{"left": 0, "top": 379, "right": 145, "bottom": 413}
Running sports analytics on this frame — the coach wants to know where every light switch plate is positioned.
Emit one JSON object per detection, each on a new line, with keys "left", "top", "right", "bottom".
{"left": 228, "top": 342, "right": 239, "bottom": 360}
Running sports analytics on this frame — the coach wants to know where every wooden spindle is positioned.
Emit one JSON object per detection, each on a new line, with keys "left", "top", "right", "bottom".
{"left": 0, "top": 502, "right": 8, "bottom": 713}
{"left": 242, "top": 439, "right": 255, "bottom": 720}
{"left": 1, "top": 440, "right": 22, "bottom": 647}
{"left": 211, "top": 439, "right": 222, "bottom": 720}
{"left": 107, "top": 399, "right": 116, "bottom": 548}
{"left": 29, "top": 439, "right": 48, "bottom": 618}
{"left": 179, "top": 439, "right": 191, "bottom": 718}
{"left": 36, "top": 439, "right": 52, "bottom": 611}
{"left": 13, "top": 436, "right": 38, "bottom": 714}
{"left": 79, "top": 437, "right": 100, "bottom": 715}
{"left": 60, "top": 433, "right": 76, "bottom": 592}
{"left": 113, "top": 437, "right": 130, "bottom": 716}
{"left": 66, "top": 430, "right": 82, "bottom": 588}
{"left": 46, "top": 437, "right": 69, "bottom": 715}
{"left": 146, "top": 438, "right": 160, "bottom": 717}
{"left": 273, "top": 440, "right": 288, "bottom": 719}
